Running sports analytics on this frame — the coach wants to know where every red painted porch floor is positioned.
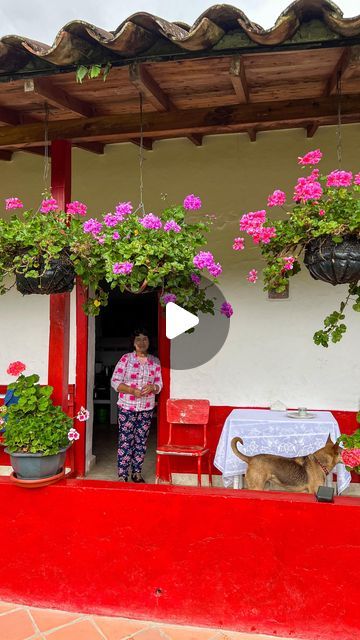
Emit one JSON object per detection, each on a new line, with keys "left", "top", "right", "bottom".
{"left": 0, "top": 600, "right": 301, "bottom": 640}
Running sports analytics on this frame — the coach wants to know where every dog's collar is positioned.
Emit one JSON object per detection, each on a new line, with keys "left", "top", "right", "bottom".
{"left": 313, "top": 455, "right": 329, "bottom": 476}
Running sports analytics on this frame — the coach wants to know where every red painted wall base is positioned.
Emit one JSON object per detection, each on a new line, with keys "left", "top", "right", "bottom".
{"left": 0, "top": 478, "right": 359, "bottom": 640}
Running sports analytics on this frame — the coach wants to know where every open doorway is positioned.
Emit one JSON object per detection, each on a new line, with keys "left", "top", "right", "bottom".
{"left": 86, "top": 286, "right": 159, "bottom": 482}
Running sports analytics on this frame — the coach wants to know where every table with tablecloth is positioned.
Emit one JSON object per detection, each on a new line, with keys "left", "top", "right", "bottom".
{"left": 213, "top": 409, "right": 351, "bottom": 494}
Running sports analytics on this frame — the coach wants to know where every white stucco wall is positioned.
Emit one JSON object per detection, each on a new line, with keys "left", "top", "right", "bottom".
{"left": 0, "top": 126, "right": 359, "bottom": 409}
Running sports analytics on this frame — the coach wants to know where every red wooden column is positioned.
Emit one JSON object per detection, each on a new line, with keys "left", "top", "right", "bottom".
{"left": 48, "top": 140, "right": 71, "bottom": 412}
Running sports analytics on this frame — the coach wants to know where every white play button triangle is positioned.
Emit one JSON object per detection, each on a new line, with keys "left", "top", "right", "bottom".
{"left": 166, "top": 302, "right": 199, "bottom": 339}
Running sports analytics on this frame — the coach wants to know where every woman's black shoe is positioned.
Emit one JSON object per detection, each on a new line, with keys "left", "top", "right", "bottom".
{"left": 131, "top": 473, "right": 145, "bottom": 483}
{"left": 118, "top": 476, "right": 128, "bottom": 482}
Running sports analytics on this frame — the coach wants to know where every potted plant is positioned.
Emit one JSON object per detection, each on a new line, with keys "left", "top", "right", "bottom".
{"left": 1, "top": 361, "right": 89, "bottom": 486}
{"left": 234, "top": 150, "right": 360, "bottom": 346}
{"left": 0, "top": 194, "right": 232, "bottom": 320}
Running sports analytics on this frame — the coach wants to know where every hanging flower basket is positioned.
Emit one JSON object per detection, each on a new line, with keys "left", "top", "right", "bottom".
{"left": 304, "top": 235, "right": 360, "bottom": 285}
{"left": 16, "top": 250, "right": 75, "bottom": 295}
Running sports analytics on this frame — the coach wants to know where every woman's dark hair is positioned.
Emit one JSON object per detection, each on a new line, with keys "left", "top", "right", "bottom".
{"left": 130, "top": 328, "right": 151, "bottom": 351}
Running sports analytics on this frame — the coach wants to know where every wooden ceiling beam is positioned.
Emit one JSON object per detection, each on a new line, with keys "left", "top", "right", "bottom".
{"left": 230, "top": 55, "right": 249, "bottom": 103}
{"left": 24, "top": 78, "right": 94, "bottom": 118}
{"left": 0, "top": 94, "right": 359, "bottom": 148}
{"left": 0, "top": 106, "right": 21, "bottom": 126}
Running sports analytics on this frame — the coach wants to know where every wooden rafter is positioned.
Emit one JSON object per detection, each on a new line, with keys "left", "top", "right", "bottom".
{"left": 247, "top": 128, "right": 256, "bottom": 142}
{"left": 0, "top": 94, "right": 359, "bottom": 148}
{"left": 24, "top": 78, "right": 94, "bottom": 118}
{"left": 229, "top": 56, "right": 249, "bottom": 104}
{"left": 75, "top": 142, "right": 105, "bottom": 154}
{"left": 0, "top": 150, "right": 13, "bottom": 161}
{"left": 129, "top": 63, "right": 172, "bottom": 112}
{"left": 129, "top": 62, "right": 201, "bottom": 147}
{"left": 0, "top": 107, "right": 21, "bottom": 126}
{"left": 130, "top": 138, "right": 153, "bottom": 151}
{"left": 306, "top": 123, "right": 319, "bottom": 138}
{"left": 187, "top": 134, "right": 203, "bottom": 146}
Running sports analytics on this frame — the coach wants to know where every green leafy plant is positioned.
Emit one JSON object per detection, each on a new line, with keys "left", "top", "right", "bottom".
{"left": 3, "top": 373, "right": 72, "bottom": 455}
{"left": 0, "top": 195, "right": 227, "bottom": 319}
{"left": 236, "top": 150, "right": 360, "bottom": 346}
{"left": 76, "top": 63, "right": 112, "bottom": 83}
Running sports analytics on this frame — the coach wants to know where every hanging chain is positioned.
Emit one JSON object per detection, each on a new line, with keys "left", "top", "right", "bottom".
{"left": 134, "top": 91, "right": 146, "bottom": 216}
{"left": 336, "top": 71, "right": 342, "bottom": 168}
{"left": 43, "top": 102, "right": 50, "bottom": 194}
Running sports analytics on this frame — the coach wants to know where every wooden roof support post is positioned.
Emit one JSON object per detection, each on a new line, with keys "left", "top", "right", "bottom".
{"left": 230, "top": 55, "right": 249, "bottom": 104}
{"left": 48, "top": 140, "right": 71, "bottom": 414}
{"left": 129, "top": 62, "right": 201, "bottom": 146}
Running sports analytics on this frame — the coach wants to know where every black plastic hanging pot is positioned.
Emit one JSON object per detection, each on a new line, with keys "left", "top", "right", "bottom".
{"left": 304, "top": 235, "right": 360, "bottom": 285}
{"left": 16, "top": 250, "right": 75, "bottom": 295}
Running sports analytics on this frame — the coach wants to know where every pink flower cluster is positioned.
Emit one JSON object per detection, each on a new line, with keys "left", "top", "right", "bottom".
{"left": 298, "top": 149, "right": 323, "bottom": 166}
{"left": 355, "top": 173, "right": 360, "bottom": 185}
{"left": 326, "top": 170, "right": 353, "bottom": 188}
{"left": 68, "top": 428, "right": 80, "bottom": 442}
{"left": 139, "top": 213, "right": 162, "bottom": 230}
{"left": 162, "top": 293, "right": 177, "bottom": 304}
{"left": 113, "top": 262, "right": 133, "bottom": 275}
{"left": 116, "top": 202, "right": 133, "bottom": 216}
{"left": 191, "top": 273, "right": 201, "bottom": 286}
{"left": 76, "top": 407, "right": 90, "bottom": 422}
{"left": 66, "top": 201, "right": 87, "bottom": 216}
{"left": 183, "top": 194, "right": 202, "bottom": 210}
{"left": 247, "top": 269, "right": 258, "bottom": 283}
{"left": 341, "top": 448, "right": 360, "bottom": 469}
{"left": 40, "top": 198, "right": 58, "bottom": 213}
{"left": 5, "top": 197, "right": 23, "bottom": 210}
{"left": 83, "top": 218, "right": 103, "bottom": 236}
{"left": 283, "top": 256, "right": 295, "bottom": 271}
{"left": 240, "top": 210, "right": 276, "bottom": 244}
{"left": 267, "top": 190, "right": 286, "bottom": 208}
{"left": 6, "top": 361, "right": 26, "bottom": 377}
{"left": 293, "top": 172, "right": 323, "bottom": 202}
{"left": 104, "top": 213, "right": 119, "bottom": 227}
{"left": 164, "top": 220, "right": 181, "bottom": 233}
{"left": 220, "top": 301, "right": 233, "bottom": 318}
{"left": 112, "top": 231, "right": 120, "bottom": 240}
{"left": 193, "top": 251, "right": 222, "bottom": 277}
{"left": 233, "top": 237, "right": 245, "bottom": 251}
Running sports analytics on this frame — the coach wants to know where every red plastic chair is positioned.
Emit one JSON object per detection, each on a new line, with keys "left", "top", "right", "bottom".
{"left": 156, "top": 399, "right": 212, "bottom": 486}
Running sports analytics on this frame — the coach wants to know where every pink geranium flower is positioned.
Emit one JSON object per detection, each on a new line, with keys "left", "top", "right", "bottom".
{"left": 341, "top": 448, "right": 360, "bottom": 469}
{"left": 113, "top": 262, "right": 133, "bottom": 275}
{"left": 76, "top": 407, "right": 90, "bottom": 422}
{"left": 139, "top": 213, "right": 162, "bottom": 230}
{"left": 161, "top": 293, "right": 177, "bottom": 304}
{"left": 298, "top": 149, "right": 323, "bottom": 166}
{"left": 193, "top": 251, "right": 215, "bottom": 270}
{"left": 183, "top": 194, "right": 202, "bottom": 210}
{"left": 164, "top": 220, "right": 181, "bottom": 233}
{"left": 319, "top": 209, "right": 325, "bottom": 216}
{"left": 191, "top": 273, "right": 201, "bottom": 286}
{"left": 83, "top": 219, "right": 103, "bottom": 236}
{"left": 220, "top": 302, "right": 233, "bottom": 318}
{"left": 283, "top": 256, "right": 295, "bottom": 270}
{"left": 68, "top": 428, "right": 80, "bottom": 442}
{"left": 5, "top": 197, "right": 23, "bottom": 210}
{"left": 112, "top": 231, "right": 120, "bottom": 240}
{"left": 354, "top": 173, "right": 360, "bottom": 185}
{"left": 247, "top": 269, "right": 258, "bottom": 283}
{"left": 66, "top": 201, "right": 87, "bottom": 216}
{"left": 293, "top": 176, "right": 323, "bottom": 202}
{"left": 40, "top": 197, "right": 58, "bottom": 213}
{"left": 233, "top": 237, "right": 245, "bottom": 251}
{"left": 208, "top": 262, "right": 222, "bottom": 277}
{"left": 267, "top": 190, "right": 286, "bottom": 207}
{"left": 326, "top": 170, "right": 353, "bottom": 188}
{"left": 6, "top": 361, "right": 26, "bottom": 377}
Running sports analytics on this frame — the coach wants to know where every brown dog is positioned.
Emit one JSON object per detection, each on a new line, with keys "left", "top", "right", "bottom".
{"left": 231, "top": 435, "right": 342, "bottom": 493}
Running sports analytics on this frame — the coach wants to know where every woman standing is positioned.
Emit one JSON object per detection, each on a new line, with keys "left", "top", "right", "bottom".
{"left": 111, "top": 328, "right": 162, "bottom": 482}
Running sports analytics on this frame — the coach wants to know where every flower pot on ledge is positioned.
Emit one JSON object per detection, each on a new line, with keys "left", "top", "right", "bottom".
{"left": 16, "top": 250, "right": 75, "bottom": 295}
{"left": 304, "top": 235, "right": 360, "bottom": 285}
{"left": 5, "top": 445, "right": 70, "bottom": 480}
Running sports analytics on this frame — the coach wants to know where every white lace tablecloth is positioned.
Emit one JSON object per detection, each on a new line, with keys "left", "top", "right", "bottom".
{"left": 214, "top": 409, "right": 351, "bottom": 494}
